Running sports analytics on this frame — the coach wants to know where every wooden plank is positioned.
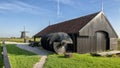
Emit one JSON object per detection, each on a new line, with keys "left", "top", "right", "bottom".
{"left": 2, "top": 44, "right": 11, "bottom": 68}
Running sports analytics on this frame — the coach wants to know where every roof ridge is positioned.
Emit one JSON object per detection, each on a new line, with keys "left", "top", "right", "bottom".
{"left": 50, "top": 11, "right": 100, "bottom": 26}
{"left": 34, "top": 11, "right": 100, "bottom": 37}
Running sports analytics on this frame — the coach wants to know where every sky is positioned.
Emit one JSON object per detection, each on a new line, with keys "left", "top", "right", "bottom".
{"left": 0, "top": 0, "right": 120, "bottom": 38}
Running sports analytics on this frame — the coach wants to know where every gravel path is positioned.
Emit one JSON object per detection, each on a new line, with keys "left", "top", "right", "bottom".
{"left": 16, "top": 44, "right": 53, "bottom": 68}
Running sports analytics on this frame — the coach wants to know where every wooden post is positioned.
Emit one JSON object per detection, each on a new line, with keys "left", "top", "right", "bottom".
{"left": 2, "top": 41, "right": 11, "bottom": 68}
{"left": 34, "top": 37, "right": 36, "bottom": 42}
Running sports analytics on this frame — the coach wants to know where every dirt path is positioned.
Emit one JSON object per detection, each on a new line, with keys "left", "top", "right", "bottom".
{"left": 16, "top": 44, "right": 53, "bottom": 68}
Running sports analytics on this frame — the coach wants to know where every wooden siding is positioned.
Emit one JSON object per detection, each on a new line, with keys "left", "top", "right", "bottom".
{"left": 110, "top": 38, "right": 118, "bottom": 50}
{"left": 77, "top": 36, "right": 96, "bottom": 53}
{"left": 77, "top": 12, "right": 118, "bottom": 53}
{"left": 96, "top": 32, "right": 107, "bottom": 52}
{"left": 77, "top": 32, "right": 109, "bottom": 53}
{"left": 79, "top": 12, "right": 117, "bottom": 38}
{"left": 76, "top": 12, "right": 118, "bottom": 53}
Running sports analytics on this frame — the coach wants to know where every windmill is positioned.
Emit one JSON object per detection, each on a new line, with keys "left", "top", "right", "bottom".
{"left": 20, "top": 26, "right": 29, "bottom": 43}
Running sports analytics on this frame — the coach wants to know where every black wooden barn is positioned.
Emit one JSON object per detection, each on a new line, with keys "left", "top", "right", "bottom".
{"left": 34, "top": 11, "right": 118, "bottom": 53}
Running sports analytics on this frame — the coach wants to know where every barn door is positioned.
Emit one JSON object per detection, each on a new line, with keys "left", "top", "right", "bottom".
{"left": 96, "top": 32, "right": 109, "bottom": 52}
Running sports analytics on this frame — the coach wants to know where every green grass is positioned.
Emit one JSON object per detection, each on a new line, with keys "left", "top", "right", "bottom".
{"left": 44, "top": 53, "right": 120, "bottom": 68}
{"left": 0, "top": 44, "right": 3, "bottom": 68}
{"left": 6, "top": 44, "right": 40, "bottom": 68}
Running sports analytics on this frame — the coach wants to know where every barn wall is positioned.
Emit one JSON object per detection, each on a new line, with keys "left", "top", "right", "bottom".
{"left": 110, "top": 38, "right": 118, "bottom": 50}
{"left": 79, "top": 12, "right": 117, "bottom": 38}
{"left": 77, "top": 12, "right": 118, "bottom": 53}
{"left": 77, "top": 36, "right": 96, "bottom": 53}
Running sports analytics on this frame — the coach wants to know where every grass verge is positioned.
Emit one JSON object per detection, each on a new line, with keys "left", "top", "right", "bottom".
{"left": 44, "top": 53, "right": 120, "bottom": 68}
{"left": 6, "top": 44, "right": 40, "bottom": 68}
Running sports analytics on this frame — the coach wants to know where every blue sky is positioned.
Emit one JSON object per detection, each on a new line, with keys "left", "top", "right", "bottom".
{"left": 0, "top": 0, "right": 120, "bottom": 38}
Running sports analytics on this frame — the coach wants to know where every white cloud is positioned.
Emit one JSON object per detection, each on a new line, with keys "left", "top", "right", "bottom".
{"left": 49, "top": 0, "right": 76, "bottom": 7}
{"left": 0, "top": 1, "right": 49, "bottom": 15}
{"left": 49, "top": 0, "right": 86, "bottom": 10}
{"left": 58, "top": 0, "right": 75, "bottom": 6}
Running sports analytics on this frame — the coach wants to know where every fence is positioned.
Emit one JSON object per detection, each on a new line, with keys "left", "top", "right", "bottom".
{"left": 2, "top": 42, "right": 11, "bottom": 68}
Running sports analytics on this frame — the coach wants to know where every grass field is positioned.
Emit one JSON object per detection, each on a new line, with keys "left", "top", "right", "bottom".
{"left": 0, "top": 38, "right": 40, "bottom": 43}
{"left": 6, "top": 44, "right": 40, "bottom": 68}
{"left": 0, "top": 44, "right": 3, "bottom": 68}
{"left": 44, "top": 53, "right": 120, "bottom": 68}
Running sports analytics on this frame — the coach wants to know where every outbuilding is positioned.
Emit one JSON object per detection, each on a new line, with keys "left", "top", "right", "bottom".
{"left": 34, "top": 11, "right": 118, "bottom": 53}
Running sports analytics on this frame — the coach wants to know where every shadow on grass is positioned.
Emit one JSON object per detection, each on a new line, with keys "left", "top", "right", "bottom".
{"left": 0, "top": 55, "right": 3, "bottom": 68}
{"left": 58, "top": 55, "right": 66, "bottom": 58}
{"left": 0, "top": 45, "right": 4, "bottom": 68}
{"left": 6, "top": 44, "right": 37, "bottom": 56}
